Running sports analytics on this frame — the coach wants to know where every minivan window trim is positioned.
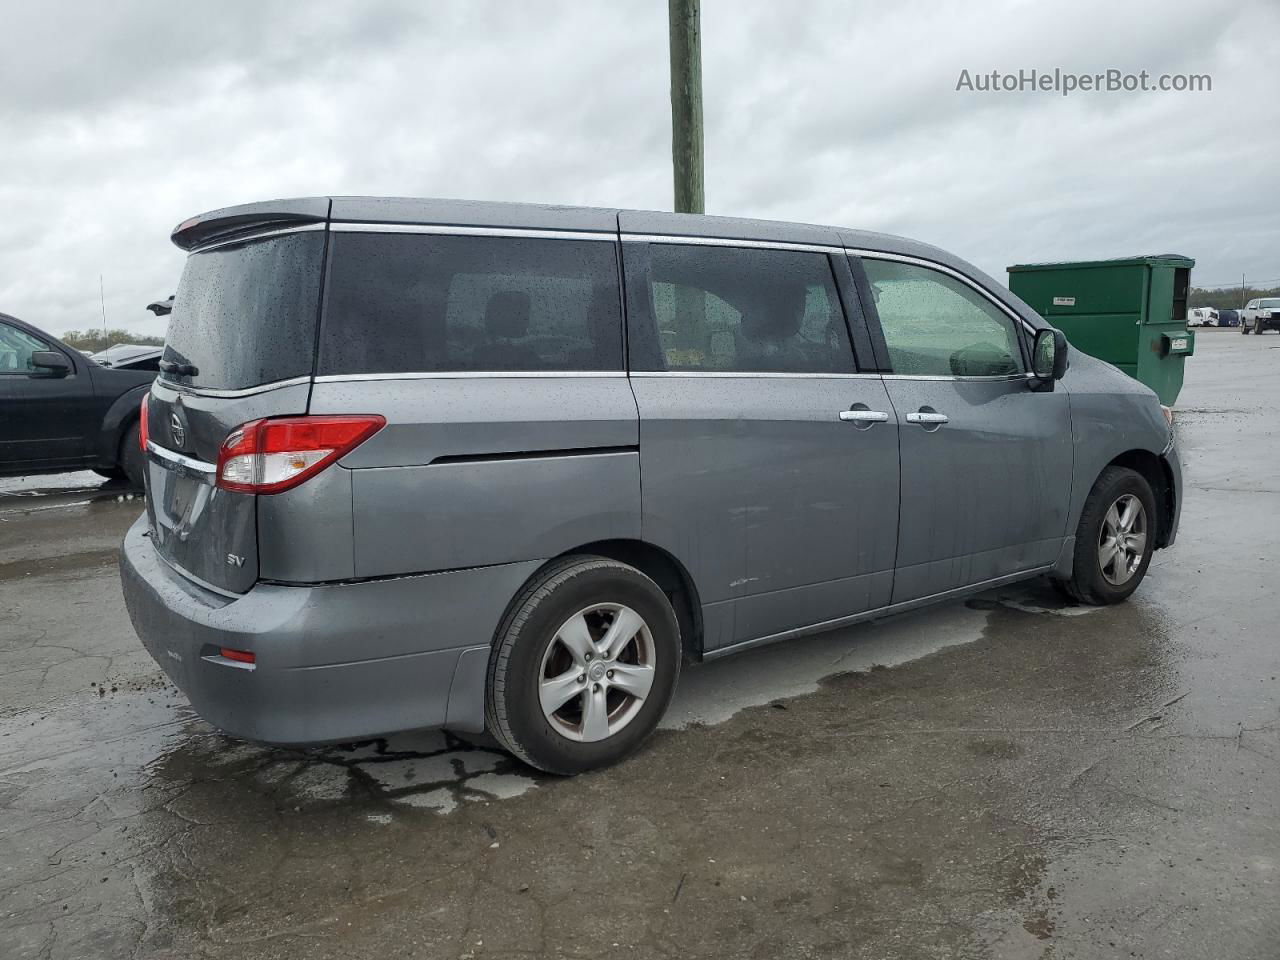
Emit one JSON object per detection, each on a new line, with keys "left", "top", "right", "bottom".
{"left": 620, "top": 233, "right": 844, "bottom": 256}
{"left": 330, "top": 223, "right": 616, "bottom": 242}
{"left": 882, "top": 372, "right": 1031, "bottom": 383}
{"left": 153, "top": 374, "right": 312, "bottom": 398}
{"left": 312, "top": 371, "right": 627, "bottom": 383}
{"left": 630, "top": 371, "right": 883, "bottom": 380}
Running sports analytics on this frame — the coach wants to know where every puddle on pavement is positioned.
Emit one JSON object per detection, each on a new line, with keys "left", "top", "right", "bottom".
{"left": 0, "top": 471, "right": 119, "bottom": 498}
{"left": 0, "top": 577, "right": 1198, "bottom": 960}
{"left": 0, "top": 576, "right": 1098, "bottom": 830}
{"left": 155, "top": 725, "right": 541, "bottom": 817}
{"left": 0, "top": 473, "right": 139, "bottom": 520}
{"left": 0, "top": 599, "right": 989, "bottom": 831}
{"left": 970, "top": 581, "right": 1106, "bottom": 618}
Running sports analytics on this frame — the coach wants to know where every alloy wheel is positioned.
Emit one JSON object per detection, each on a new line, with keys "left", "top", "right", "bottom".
{"left": 538, "top": 603, "right": 656, "bottom": 743}
{"left": 1098, "top": 493, "right": 1147, "bottom": 586}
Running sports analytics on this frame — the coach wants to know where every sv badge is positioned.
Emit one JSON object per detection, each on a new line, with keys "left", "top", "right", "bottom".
{"left": 226, "top": 553, "right": 246, "bottom": 567}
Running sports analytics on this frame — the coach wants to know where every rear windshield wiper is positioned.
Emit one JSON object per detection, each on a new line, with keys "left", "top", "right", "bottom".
{"left": 159, "top": 359, "right": 199, "bottom": 377}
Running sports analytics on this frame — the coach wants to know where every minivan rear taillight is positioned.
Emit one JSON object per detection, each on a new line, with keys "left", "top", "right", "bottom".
{"left": 139, "top": 396, "right": 150, "bottom": 452}
{"left": 216, "top": 415, "right": 385, "bottom": 494}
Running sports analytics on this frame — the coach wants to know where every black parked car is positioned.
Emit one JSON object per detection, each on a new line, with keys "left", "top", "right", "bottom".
{"left": 1217, "top": 309, "right": 1240, "bottom": 327}
{"left": 0, "top": 313, "right": 154, "bottom": 487}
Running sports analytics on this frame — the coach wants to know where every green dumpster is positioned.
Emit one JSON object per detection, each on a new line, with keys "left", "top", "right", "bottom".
{"left": 1007, "top": 254, "right": 1195, "bottom": 406}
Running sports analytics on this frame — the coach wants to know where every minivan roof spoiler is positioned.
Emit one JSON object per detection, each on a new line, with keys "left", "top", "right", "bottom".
{"left": 171, "top": 197, "right": 331, "bottom": 251}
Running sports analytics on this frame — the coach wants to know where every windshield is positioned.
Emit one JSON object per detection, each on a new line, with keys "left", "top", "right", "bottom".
{"left": 1260, "top": 299, "right": 1280, "bottom": 309}
{"left": 161, "top": 231, "right": 324, "bottom": 390}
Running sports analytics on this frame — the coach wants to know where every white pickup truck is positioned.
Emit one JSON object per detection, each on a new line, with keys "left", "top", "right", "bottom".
{"left": 1241, "top": 298, "right": 1280, "bottom": 335}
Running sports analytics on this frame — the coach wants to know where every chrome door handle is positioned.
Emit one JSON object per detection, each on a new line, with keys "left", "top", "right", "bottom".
{"left": 906, "top": 412, "right": 949, "bottom": 425}
{"left": 839, "top": 410, "right": 890, "bottom": 423}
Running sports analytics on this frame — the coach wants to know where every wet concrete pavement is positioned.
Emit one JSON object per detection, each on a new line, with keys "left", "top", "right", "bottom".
{"left": 1, "top": 331, "right": 1276, "bottom": 959}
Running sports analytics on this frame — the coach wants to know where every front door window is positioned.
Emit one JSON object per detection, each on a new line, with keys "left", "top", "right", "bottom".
{"left": 863, "top": 260, "right": 1022, "bottom": 378}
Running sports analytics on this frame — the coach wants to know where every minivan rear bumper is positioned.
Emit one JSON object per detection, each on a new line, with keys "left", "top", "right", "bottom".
{"left": 120, "top": 514, "right": 540, "bottom": 745}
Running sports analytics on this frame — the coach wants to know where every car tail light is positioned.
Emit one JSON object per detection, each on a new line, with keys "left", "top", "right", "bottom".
{"left": 216, "top": 415, "right": 385, "bottom": 495}
{"left": 219, "top": 647, "right": 256, "bottom": 665}
{"left": 139, "top": 396, "right": 150, "bottom": 452}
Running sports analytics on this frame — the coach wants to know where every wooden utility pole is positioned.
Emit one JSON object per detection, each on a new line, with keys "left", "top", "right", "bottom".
{"left": 668, "top": 0, "right": 704, "bottom": 214}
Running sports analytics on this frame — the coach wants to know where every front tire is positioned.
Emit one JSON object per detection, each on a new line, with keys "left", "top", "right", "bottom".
{"left": 1053, "top": 466, "right": 1156, "bottom": 605}
{"left": 485, "top": 556, "right": 681, "bottom": 775}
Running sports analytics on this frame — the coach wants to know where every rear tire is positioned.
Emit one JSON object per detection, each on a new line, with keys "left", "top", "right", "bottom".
{"left": 1052, "top": 466, "right": 1156, "bottom": 606}
{"left": 118, "top": 422, "right": 145, "bottom": 490}
{"left": 485, "top": 555, "right": 681, "bottom": 775}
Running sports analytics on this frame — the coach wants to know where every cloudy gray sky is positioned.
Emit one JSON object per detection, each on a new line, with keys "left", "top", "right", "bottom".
{"left": 2, "top": 0, "right": 1277, "bottom": 339}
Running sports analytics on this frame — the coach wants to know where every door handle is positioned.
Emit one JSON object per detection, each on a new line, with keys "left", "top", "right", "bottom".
{"left": 838, "top": 409, "right": 889, "bottom": 423}
{"left": 905, "top": 411, "right": 949, "bottom": 425}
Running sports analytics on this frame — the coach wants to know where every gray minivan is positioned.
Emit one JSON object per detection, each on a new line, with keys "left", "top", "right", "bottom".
{"left": 121, "top": 197, "right": 1181, "bottom": 774}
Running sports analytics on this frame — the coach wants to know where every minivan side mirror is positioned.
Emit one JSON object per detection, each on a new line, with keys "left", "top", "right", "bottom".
{"left": 1031, "top": 328, "right": 1068, "bottom": 382}
{"left": 30, "top": 350, "right": 71, "bottom": 377}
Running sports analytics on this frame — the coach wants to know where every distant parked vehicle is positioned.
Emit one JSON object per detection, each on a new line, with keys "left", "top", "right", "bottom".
{"left": 1242, "top": 298, "right": 1280, "bottom": 334}
{"left": 1216, "top": 309, "right": 1240, "bottom": 327}
{"left": 1187, "top": 307, "right": 1217, "bottom": 327}
{"left": 0, "top": 313, "right": 155, "bottom": 486}
{"left": 91, "top": 344, "right": 163, "bottom": 371}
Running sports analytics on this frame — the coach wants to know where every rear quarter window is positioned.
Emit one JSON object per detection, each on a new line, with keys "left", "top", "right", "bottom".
{"left": 318, "top": 233, "right": 623, "bottom": 375}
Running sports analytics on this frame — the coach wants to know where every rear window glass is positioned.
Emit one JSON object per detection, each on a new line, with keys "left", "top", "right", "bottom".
{"left": 319, "top": 233, "right": 623, "bottom": 375}
{"left": 162, "top": 231, "right": 324, "bottom": 390}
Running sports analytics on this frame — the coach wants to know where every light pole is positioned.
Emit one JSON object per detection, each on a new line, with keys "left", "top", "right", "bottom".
{"left": 668, "top": 0, "right": 704, "bottom": 214}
